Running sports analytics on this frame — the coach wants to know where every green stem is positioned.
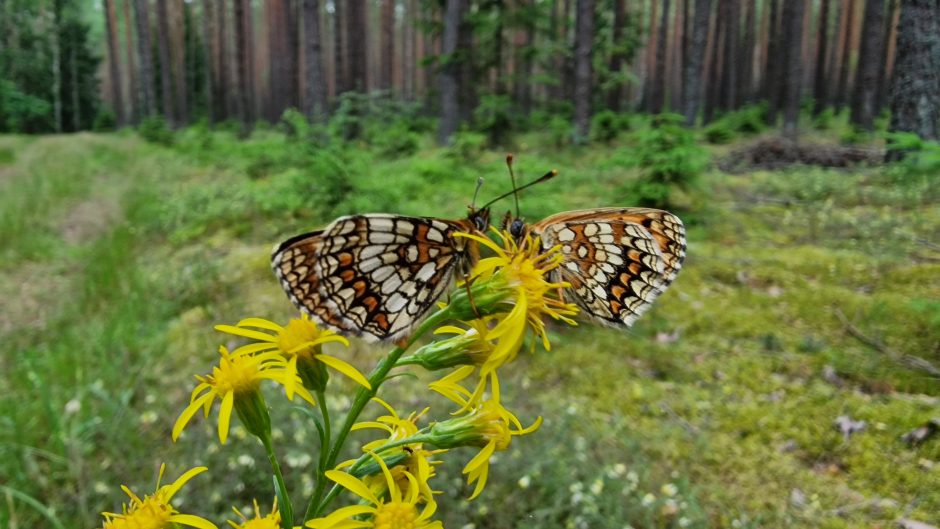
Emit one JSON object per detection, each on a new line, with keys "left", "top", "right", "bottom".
{"left": 303, "top": 307, "right": 451, "bottom": 522}
{"left": 316, "top": 390, "right": 331, "bottom": 470}
{"left": 261, "top": 433, "right": 293, "bottom": 529}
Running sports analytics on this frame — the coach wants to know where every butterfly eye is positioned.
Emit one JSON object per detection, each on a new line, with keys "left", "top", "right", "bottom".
{"left": 472, "top": 209, "right": 490, "bottom": 231}
{"left": 510, "top": 219, "right": 526, "bottom": 239}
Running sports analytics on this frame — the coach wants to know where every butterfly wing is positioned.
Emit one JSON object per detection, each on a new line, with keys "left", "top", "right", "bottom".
{"left": 530, "top": 208, "right": 686, "bottom": 327}
{"left": 272, "top": 214, "right": 473, "bottom": 342}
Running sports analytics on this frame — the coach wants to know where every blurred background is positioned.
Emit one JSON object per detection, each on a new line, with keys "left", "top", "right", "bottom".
{"left": 1, "top": 0, "right": 938, "bottom": 528}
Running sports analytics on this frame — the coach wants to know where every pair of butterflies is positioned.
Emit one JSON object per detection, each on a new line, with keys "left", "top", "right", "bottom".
{"left": 271, "top": 198, "right": 686, "bottom": 343}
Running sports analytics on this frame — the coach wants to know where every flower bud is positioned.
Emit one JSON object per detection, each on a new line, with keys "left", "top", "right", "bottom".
{"left": 445, "top": 274, "right": 514, "bottom": 322}
{"left": 427, "top": 401, "right": 514, "bottom": 450}
{"left": 401, "top": 325, "right": 493, "bottom": 371}
{"left": 296, "top": 351, "right": 330, "bottom": 392}
{"left": 233, "top": 387, "right": 272, "bottom": 441}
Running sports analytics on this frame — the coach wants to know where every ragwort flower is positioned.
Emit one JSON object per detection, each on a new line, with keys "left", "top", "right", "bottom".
{"left": 173, "top": 346, "right": 313, "bottom": 444}
{"left": 306, "top": 453, "right": 443, "bottom": 529}
{"left": 99, "top": 464, "right": 216, "bottom": 529}
{"left": 228, "top": 499, "right": 280, "bottom": 529}
{"left": 428, "top": 371, "right": 541, "bottom": 499}
{"left": 216, "top": 315, "right": 369, "bottom": 394}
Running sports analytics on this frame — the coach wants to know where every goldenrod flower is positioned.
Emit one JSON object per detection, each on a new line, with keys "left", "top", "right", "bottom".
{"left": 306, "top": 453, "right": 442, "bottom": 529}
{"left": 173, "top": 346, "right": 313, "bottom": 444}
{"left": 99, "top": 464, "right": 216, "bottom": 529}
{"left": 347, "top": 398, "right": 444, "bottom": 502}
{"left": 216, "top": 315, "right": 369, "bottom": 393}
{"left": 428, "top": 372, "right": 541, "bottom": 499}
{"left": 228, "top": 499, "right": 280, "bottom": 529}
{"left": 454, "top": 229, "right": 579, "bottom": 355}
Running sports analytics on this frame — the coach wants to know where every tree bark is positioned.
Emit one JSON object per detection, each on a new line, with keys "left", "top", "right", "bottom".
{"left": 850, "top": 0, "right": 886, "bottom": 130}
{"left": 886, "top": 0, "right": 940, "bottom": 160}
{"left": 202, "top": 0, "right": 216, "bottom": 124}
{"left": 738, "top": 0, "right": 754, "bottom": 104}
{"left": 123, "top": 0, "right": 139, "bottom": 123}
{"left": 813, "top": 0, "right": 831, "bottom": 115}
{"left": 835, "top": 0, "right": 857, "bottom": 109}
{"left": 303, "top": 0, "right": 327, "bottom": 119}
{"left": 333, "top": 0, "right": 348, "bottom": 94}
{"left": 217, "top": 0, "right": 231, "bottom": 119}
{"left": 718, "top": 0, "right": 737, "bottom": 110}
{"left": 607, "top": 0, "right": 627, "bottom": 110}
{"left": 234, "top": 0, "right": 255, "bottom": 127}
{"left": 103, "top": 0, "right": 125, "bottom": 125}
{"left": 156, "top": 0, "right": 176, "bottom": 125}
{"left": 650, "top": 0, "right": 670, "bottom": 113}
{"left": 765, "top": 0, "right": 782, "bottom": 123}
{"left": 438, "top": 0, "right": 463, "bottom": 144}
{"left": 683, "top": 0, "right": 711, "bottom": 125}
{"left": 642, "top": 0, "right": 660, "bottom": 111}
{"left": 380, "top": 0, "right": 394, "bottom": 92}
{"left": 781, "top": 0, "right": 806, "bottom": 139}
{"left": 133, "top": 0, "right": 156, "bottom": 117}
{"left": 573, "top": 0, "right": 595, "bottom": 140}
{"left": 346, "top": 0, "right": 367, "bottom": 92}
{"left": 170, "top": 0, "right": 188, "bottom": 124}
{"left": 704, "top": 0, "right": 723, "bottom": 123}
{"left": 875, "top": 0, "right": 899, "bottom": 115}
{"left": 403, "top": 0, "right": 417, "bottom": 100}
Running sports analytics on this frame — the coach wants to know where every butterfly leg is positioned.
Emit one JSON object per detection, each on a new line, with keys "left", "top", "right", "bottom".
{"left": 461, "top": 272, "right": 483, "bottom": 319}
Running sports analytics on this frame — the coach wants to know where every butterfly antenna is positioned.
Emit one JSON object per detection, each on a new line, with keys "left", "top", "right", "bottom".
{"left": 480, "top": 168, "right": 559, "bottom": 210}
{"left": 471, "top": 176, "right": 485, "bottom": 210}
{"left": 506, "top": 153, "right": 521, "bottom": 218}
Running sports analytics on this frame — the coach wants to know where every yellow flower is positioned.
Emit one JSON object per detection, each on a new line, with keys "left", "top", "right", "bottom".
{"left": 173, "top": 346, "right": 314, "bottom": 444}
{"left": 401, "top": 318, "right": 506, "bottom": 372}
{"left": 306, "top": 454, "right": 442, "bottom": 529}
{"left": 99, "top": 464, "right": 216, "bottom": 529}
{"left": 216, "top": 315, "right": 369, "bottom": 393}
{"left": 347, "top": 398, "right": 444, "bottom": 503}
{"left": 428, "top": 371, "right": 541, "bottom": 499}
{"left": 454, "top": 229, "right": 579, "bottom": 355}
{"left": 228, "top": 499, "right": 280, "bottom": 529}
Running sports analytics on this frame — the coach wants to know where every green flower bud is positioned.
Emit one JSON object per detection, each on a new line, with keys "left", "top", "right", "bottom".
{"left": 233, "top": 386, "right": 272, "bottom": 441}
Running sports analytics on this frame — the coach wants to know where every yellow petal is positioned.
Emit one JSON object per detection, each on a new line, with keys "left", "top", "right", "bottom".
{"left": 230, "top": 342, "right": 279, "bottom": 356}
{"left": 164, "top": 466, "right": 208, "bottom": 499}
{"left": 215, "top": 324, "right": 277, "bottom": 342}
{"left": 317, "top": 354, "right": 372, "bottom": 389}
{"left": 325, "top": 470, "right": 380, "bottom": 505}
{"left": 235, "top": 317, "right": 284, "bottom": 332}
{"left": 173, "top": 393, "right": 215, "bottom": 441}
{"left": 464, "top": 440, "right": 496, "bottom": 474}
{"left": 218, "top": 391, "right": 234, "bottom": 444}
{"left": 169, "top": 514, "right": 219, "bottom": 529}
{"left": 468, "top": 462, "right": 489, "bottom": 500}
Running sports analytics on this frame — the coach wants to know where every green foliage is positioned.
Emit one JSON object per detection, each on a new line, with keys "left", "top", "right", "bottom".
{"left": 703, "top": 121, "right": 734, "bottom": 144}
{"left": 373, "top": 121, "right": 420, "bottom": 158}
{"left": 473, "top": 94, "right": 514, "bottom": 147}
{"left": 813, "top": 107, "right": 836, "bottom": 130}
{"left": 447, "top": 129, "right": 488, "bottom": 163}
{"left": 138, "top": 115, "right": 174, "bottom": 146}
{"left": 886, "top": 132, "right": 940, "bottom": 178}
{"left": 590, "top": 109, "right": 621, "bottom": 143}
{"left": 629, "top": 113, "right": 707, "bottom": 209}
{"left": 0, "top": 79, "right": 53, "bottom": 132}
{"left": 92, "top": 109, "right": 117, "bottom": 132}
{"left": 0, "top": 146, "right": 14, "bottom": 165}
{"left": 703, "top": 104, "right": 767, "bottom": 144}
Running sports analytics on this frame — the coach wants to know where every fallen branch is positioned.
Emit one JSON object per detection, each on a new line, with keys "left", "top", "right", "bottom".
{"left": 833, "top": 309, "right": 940, "bottom": 378}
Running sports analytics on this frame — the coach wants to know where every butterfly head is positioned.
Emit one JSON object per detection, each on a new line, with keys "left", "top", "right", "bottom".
{"left": 468, "top": 206, "right": 491, "bottom": 232}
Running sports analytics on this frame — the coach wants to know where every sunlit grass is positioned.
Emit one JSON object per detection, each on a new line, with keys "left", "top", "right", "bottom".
{"left": 0, "top": 126, "right": 937, "bottom": 528}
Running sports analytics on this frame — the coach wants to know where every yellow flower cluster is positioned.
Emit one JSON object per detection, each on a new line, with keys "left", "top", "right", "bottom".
{"left": 98, "top": 228, "right": 580, "bottom": 529}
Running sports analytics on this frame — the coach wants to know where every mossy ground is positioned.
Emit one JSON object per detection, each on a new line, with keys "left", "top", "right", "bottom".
{"left": 0, "top": 126, "right": 937, "bottom": 528}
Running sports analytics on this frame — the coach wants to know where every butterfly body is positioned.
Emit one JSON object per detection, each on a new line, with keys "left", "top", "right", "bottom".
{"left": 272, "top": 207, "right": 685, "bottom": 342}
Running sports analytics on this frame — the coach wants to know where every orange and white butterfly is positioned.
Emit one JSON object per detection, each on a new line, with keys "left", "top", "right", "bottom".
{"left": 272, "top": 205, "right": 685, "bottom": 343}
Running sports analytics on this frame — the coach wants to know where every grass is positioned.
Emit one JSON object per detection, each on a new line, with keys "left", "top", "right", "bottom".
{"left": 0, "top": 121, "right": 938, "bottom": 529}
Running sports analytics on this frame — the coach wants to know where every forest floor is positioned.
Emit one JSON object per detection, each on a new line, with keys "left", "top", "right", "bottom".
{"left": 0, "top": 122, "right": 938, "bottom": 529}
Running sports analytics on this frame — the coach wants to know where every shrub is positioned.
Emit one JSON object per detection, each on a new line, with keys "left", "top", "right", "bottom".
{"left": 473, "top": 94, "right": 514, "bottom": 147}
{"left": 591, "top": 110, "right": 621, "bottom": 143}
{"left": 92, "top": 109, "right": 117, "bottom": 132}
{"left": 374, "top": 121, "right": 420, "bottom": 158}
{"left": 630, "top": 113, "right": 708, "bottom": 209}
{"left": 447, "top": 129, "right": 487, "bottom": 162}
{"left": 703, "top": 121, "right": 734, "bottom": 144}
{"left": 813, "top": 107, "right": 836, "bottom": 130}
{"left": 886, "top": 131, "right": 940, "bottom": 178}
{"left": 546, "top": 115, "right": 572, "bottom": 148}
{"left": 138, "top": 115, "right": 174, "bottom": 146}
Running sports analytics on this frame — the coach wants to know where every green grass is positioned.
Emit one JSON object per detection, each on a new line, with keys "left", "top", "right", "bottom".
{"left": 0, "top": 125, "right": 937, "bottom": 529}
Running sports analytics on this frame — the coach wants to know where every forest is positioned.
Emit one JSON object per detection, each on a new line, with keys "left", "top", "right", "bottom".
{"left": 1, "top": 1, "right": 939, "bottom": 529}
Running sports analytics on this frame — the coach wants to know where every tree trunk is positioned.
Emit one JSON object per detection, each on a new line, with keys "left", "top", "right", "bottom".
{"left": 202, "top": 0, "right": 216, "bottom": 124}
{"left": 103, "top": 0, "right": 125, "bottom": 126}
{"left": 403, "top": 0, "right": 417, "bottom": 100}
{"left": 835, "top": 0, "right": 857, "bottom": 109}
{"left": 683, "top": 0, "right": 711, "bottom": 125}
{"left": 516, "top": 0, "right": 535, "bottom": 113}
{"left": 573, "top": 0, "right": 595, "bottom": 141}
{"left": 649, "top": 0, "right": 670, "bottom": 113}
{"left": 133, "top": 0, "right": 156, "bottom": 117}
{"left": 438, "top": 0, "right": 464, "bottom": 144}
{"left": 347, "top": 0, "right": 367, "bottom": 92}
{"left": 813, "top": 0, "right": 831, "bottom": 115}
{"left": 380, "top": 0, "right": 394, "bottom": 92}
{"left": 607, "top": 0, "right": 627, "bottom": 110}
{"left": 170, "top": 0, "right": 188, "bottom": 124}
{"left": 287, "top": 0, "right": 300, "bottom": 110}
{"left": 456, "top": 0, "right": 475, "bottom": 122}
{"left": 886, "top": 0, "right": 940, "bottom": 160}
{"left": 642, "top": 0, "right": 660, "bottom": 111}
{"left": 825, "top": 0, "right": 843, "bottom": 107}
{"left": 781, "top": 0, "right": 806, "bottom": 139}
{"left": 234, "top": 0, "right": 255, "bottom": 127}
{"left": 123, "top": 0, "right": 139, "bottom": 123}
{"left": 719, "top": 0, "right": 737, "bottom": 110}
{"left": 703, "top": 0, "right": 723, "bottom": 123}
{"left": 217, "top": 0, "right": 231, "bottom": 119}
{"left": 850, "top": 0, "right": 886, "bottom": 130}
{"left": 875, "top": 0, "right": 899, "bottom": 115}
{"left": 333, "top": 0, "right": 347, "bottom": 94}
{"left": 738, "top": 0, "right": 754, "bottom": 103}
{"left": 765, "top": 0, "right": 782, "bottom": 123}
{"left": 156, "top": 0, "right": 176, "bottom": 125}
{"left": 303, "top": 0, "right": 327, "bottom": 119}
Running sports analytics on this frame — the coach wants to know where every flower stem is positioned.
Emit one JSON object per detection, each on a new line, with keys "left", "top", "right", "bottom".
{"left": 316, "top": 390, "right": 331, "bottom": 470}
{"left": 261, "top": 433, "right": 292, "bottom": 529}
{"left": 303, "top": 307, "right": 451, "bottom": 522}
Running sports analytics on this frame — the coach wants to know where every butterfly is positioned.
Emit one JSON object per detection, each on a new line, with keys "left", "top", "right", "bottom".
{"left": 272, "top": 204, "right": 685, "bottom": 343}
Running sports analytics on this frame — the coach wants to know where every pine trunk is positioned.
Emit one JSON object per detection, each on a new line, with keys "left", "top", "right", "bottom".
{"left": 835, "top": 0, "right": 857, "bottom": 109}
{"left": 886, "top": 0, "right": 940, "bottom": 160}
{"left": 202, "top": 0, "right": 216, "bottom": 123}
{"left": 683, "top": 0, "right": 711, "bottom": 125}
{"left": 781, "top": 0, "right": 806, "bottom": 138}
{"left": 719, "top": 0, "right": 737, "bottom": 110}
{"left": 303, "top": 0, "right": 327, "bottom": 119}
{"left": 438, "top": 0, "right": 463, "bottom": 144}
{"left": 850, "top": 0, "right": 886, "bottom": 130}
{"left": 650, "top": 0, "right": 670, "bottom": 113}
{"left": 103, "top": 0, "right": 125, "bottom": 125}
{"left": 217, "top": 0, "right": 231, "bottom": 118}
{"left": 133, "top": 0, "right": 156, "bottom": 117}
{"left": 347, "top": 0, "right": 367, "bottom": 92}
{"left": 234, "top": 0, "right": 255, "bottom": 127}
{"left": 123, "top": 0, "right": 139, "bottom": 123}
{"left": 813, "top": 0, "right": 831, "bottom": 115}
{"left": 380, "top": 0, "right": 394, "bottom": 92}
{"left": 573, "top": 0, "right": 595, "bottom": 140}
{"left": 607, "top": 0, "right": 627, "bottom": 110}
{"left": 156, "top": 0, "right": 176, "bottom": 125}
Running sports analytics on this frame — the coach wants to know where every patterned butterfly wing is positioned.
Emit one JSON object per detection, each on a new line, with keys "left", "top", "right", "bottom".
{"left": 530, "top": 208, "right": 686, "bottom": 327}
{"left": 272, "top": 214, "right": 475, "bottom": 342}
